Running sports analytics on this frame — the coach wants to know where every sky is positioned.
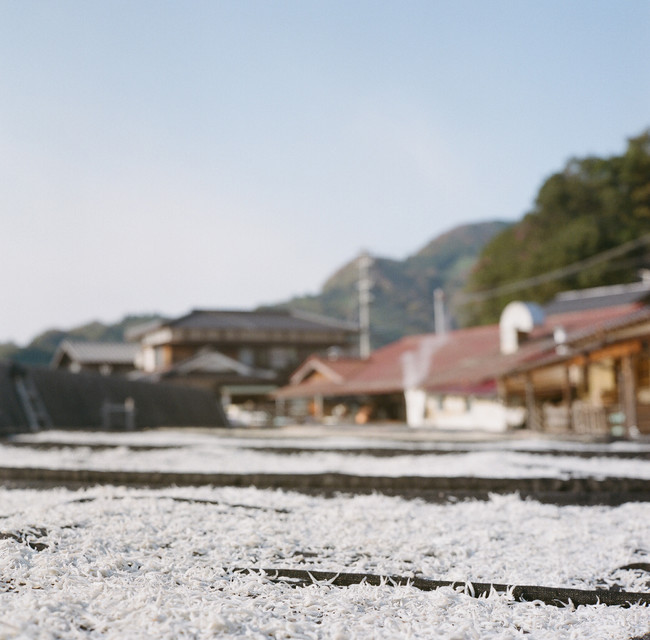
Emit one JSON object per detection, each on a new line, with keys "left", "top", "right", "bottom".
{"left": 1, "top": 0, "right": 649, "bottom": 345}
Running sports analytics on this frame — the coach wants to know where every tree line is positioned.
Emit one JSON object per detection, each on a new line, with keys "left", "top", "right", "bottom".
{"left": 461, "top": 130, "right": 650, "bottom": 326}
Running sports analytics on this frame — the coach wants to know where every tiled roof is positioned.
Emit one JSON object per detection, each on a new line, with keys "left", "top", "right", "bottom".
{"left": 167, "top": 309, "right": 358, "bottom": 333}
{"left": 422, "top": 304, "right": 646, "bottom": 389}
{"left": 504, "top": 305, "right": 650, "bottom": 376}
{"left": 543, "top": 281, "right": 650, "bottom": 315}
{"left": 273, "top": 303, "right": 647, "bottom": 400}
{"left": 54, "top": 341, "right": 139, "bottom": 366}
{"left": 560, "top": 305, "right": 650, "bottom": 345}
{"left": 533, "top": 303, "right": 642, "bottom": 337}
{"left": 163, "top": 349, "right": 276, "bottom": 380}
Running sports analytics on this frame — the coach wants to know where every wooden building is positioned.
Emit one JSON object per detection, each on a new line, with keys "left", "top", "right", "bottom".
{"left": 134, "top": 309, "right": 357, "bottom": 375}
{"left": 274, "top": 298, "right": 650, "bottom": 434}
{"left": 500, "top": 307, "right": 650, "bottom": 436}
{"left": 130, "top": 309, "right": 359, "bottom": 412}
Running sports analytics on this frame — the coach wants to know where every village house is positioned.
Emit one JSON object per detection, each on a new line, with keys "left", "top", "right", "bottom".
{"left": 499, "top": 305, "right": 650, "bottom": 436}
{"left": 274, "top": 280, "right": 650, "bottom": 435}
{"left": 51, "top": 340, "right": 140, "bottom": 376}
{"left": 128, "top": 309, "right": 359, "bottom": 415}
{"left": 272, "top": 324, "right": 524, "bottom": 430}
{"left": 47, "top": 309, "right": 358, "bottom": 425}
{"left": 272, "top": 327, "right": 512, "bottom": 428}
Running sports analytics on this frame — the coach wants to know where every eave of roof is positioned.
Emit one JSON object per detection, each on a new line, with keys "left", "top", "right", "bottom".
{"left": 152, "top": 308, "right": 359, "bottom": 335}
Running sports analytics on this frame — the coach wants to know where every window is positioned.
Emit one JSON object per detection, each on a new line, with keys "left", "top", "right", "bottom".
{"left": 269, "top": 347, "right": 297, "bottom": 369}
{"left": 238, "top": 348, "right": 254, "bottom": 367}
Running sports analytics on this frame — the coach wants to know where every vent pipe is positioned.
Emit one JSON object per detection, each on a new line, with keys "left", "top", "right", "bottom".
{"left": 499, "top": 301, "right": 545, "bottom": 355}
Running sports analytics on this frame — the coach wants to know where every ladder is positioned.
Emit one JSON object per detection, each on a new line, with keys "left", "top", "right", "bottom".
{"left": 13, "top": 374, "right": 52, "bottom": 431}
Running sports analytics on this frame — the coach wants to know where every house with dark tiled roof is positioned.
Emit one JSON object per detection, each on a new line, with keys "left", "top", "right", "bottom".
{"left": 51, "top": 340, "right": 140, "bottom": 376}
{"left": 132, "top": 309, "right": 359, "bottom": 415}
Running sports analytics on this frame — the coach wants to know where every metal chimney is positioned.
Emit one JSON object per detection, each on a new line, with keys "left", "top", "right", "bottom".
{"left": 434, "top": 288, "right": 446, "bottom": 335}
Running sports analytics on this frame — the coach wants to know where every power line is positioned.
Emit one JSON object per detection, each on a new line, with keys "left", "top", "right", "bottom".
{"left": 457, "top": 232, "right": 650, "bottom": 304}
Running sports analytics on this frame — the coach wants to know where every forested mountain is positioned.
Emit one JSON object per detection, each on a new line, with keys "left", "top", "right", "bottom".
{"left": 462, "top": 130, "right": 650, "bottom": 325}
{"left": 2, "top": 221, "right": 508, "bottom": 365}
{"left": 7, "top": 129, "right": 648, "bottom": 363}
{"left": 11, "top": 128, "right": 647, "bottom": 362}
{"left": 278, "top": 220, "right": 511, "bottom": 347}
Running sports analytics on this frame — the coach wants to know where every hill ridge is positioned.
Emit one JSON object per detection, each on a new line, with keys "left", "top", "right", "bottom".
{"left": 2, "top": 221, "right": 508, "bottom": 365}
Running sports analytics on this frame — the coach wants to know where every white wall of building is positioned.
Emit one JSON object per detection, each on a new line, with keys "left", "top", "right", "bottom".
{"left": 406, "top": 391, "right": 524, "bottom": 432}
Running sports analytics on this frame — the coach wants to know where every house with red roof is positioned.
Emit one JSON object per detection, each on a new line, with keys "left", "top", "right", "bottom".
{"left": 274, "top": 280, "right": 650, "bottom": 434}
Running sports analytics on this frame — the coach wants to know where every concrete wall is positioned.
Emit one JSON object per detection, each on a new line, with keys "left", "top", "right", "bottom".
{"left": 422, "top": 394, "right": 522, "bottom": 432}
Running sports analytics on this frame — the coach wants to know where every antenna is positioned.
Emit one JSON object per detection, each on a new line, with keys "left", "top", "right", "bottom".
{"left": 358, "top": 251, "right": 373, "bottom": 359}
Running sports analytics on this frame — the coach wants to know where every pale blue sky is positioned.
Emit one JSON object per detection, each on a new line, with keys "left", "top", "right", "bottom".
{"left": 1, "top": 0, "right": 649, "bottom": 344}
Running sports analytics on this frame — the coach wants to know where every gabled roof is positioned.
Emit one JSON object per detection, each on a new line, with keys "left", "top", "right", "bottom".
{"left": 51, "top": 340, "right": 139, "bottom": 368}
{"left": 163, "top": 349, "right": 276, "bottom": 379}
{"left": 135, "top": 349, "right": 277, "bottom": 386}
{"left": 273, "top": 303, "right": 646, "bottom": 400}
{"left": 124, "top": 319, "right": 166, "bottom": 342}
{"left": 560, "top": 305, "right": 650, "bottom": 346}
{"left": 289, "top": 356, "right": 368, "bottom": 385}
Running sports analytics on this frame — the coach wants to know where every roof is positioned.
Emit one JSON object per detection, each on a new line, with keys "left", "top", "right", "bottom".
{"left": 124, "top": 319, "right": 166, "bottom": 342}
{"left": 543, "top": 280, "right": 650, "bottom": 315}
{"left": 504, "top": 305, "right": 650, "bottom": 376}
{"left": 51, "top": 341, "right": 139, "bottom": 367}
{"left": 162, "top": 349, "right": 276, "bottom": 380}
{"left": 273, "top": 303, "right": 647, "bottom": 400}
{"left": 561, "top": 305, "right": 650, "bottom": 345}
{"left": 289, "top": 356, "right": 369, "bottom": 386}
{"left": 273, "top": 331, "right": 497, "bottom": 399}
{"left": 422, "top": 304, "right": 647, "bottom": 388}
{"left": 165, "top": 309, "right": 358, "bottom": 334}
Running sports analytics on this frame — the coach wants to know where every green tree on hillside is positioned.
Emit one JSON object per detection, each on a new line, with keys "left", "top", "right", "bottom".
{"left": 280, "top": 221, "right": 510, "bottom": 348}
{"left": 462, "top": 130, "right": 650, "bottom": 326}
{"left": 8, "top": 314, "right": 165, "bottom": 367}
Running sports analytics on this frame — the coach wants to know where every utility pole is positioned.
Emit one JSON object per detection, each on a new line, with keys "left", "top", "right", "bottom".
{"left": 358, "top": 251, "right": 373, "bottom": 359}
